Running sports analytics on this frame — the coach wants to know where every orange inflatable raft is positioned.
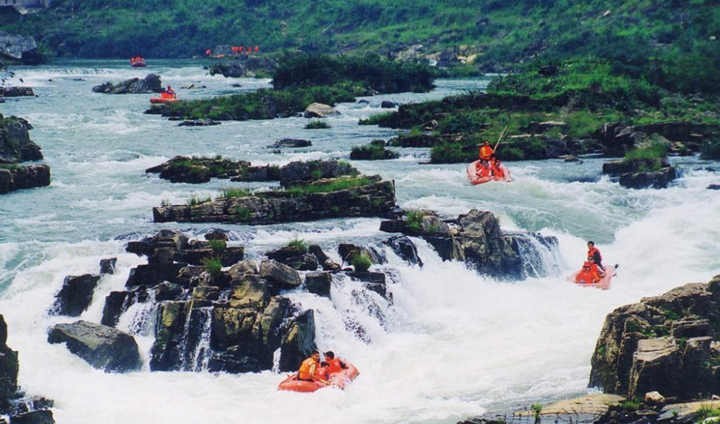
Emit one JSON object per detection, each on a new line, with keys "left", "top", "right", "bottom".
{"left": 466, "top": 160, "right": 511, "bottom": 185}
{"left": 568, "top": 265, "right": 616, "bottom": 290}
{"left": 149, "top": 97, "right": 180, "bottom": 104}
{"left": 278, "top": 363, "right": 360, "bottom": 393}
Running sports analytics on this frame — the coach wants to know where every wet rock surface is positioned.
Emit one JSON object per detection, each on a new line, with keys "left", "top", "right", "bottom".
{"left": 590, "top": 275, "right": 720, "bottom": 400}
{"left": 92, "top": 74, "right": 163, "bottom": 94}
{"left": 50, "top": 274, "right": 101, "bottom": 317}
{"left": 47, "top": 320, "right": 141, "bottom": 373}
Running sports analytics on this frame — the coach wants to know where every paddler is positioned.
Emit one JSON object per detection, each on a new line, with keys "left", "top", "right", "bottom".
{"left": 491, "top": 157, "right": 505, "bottom": 179}
{"left": 298, "top": 350, "right": 330, "bottom": 385}
{"left": 576, "top": 259, "right": 602, "bottom": 284}
{"left": 161, "top": 85, "right": 176, "bottom": 100}
{"left": 587, "top": 241, "right": 605, "bottom": 272}
{"left": 324, "top": 351, "right": 348, "bottom": 375}
{"left": 479, "top": 140, "right": 494, "bottom": 162}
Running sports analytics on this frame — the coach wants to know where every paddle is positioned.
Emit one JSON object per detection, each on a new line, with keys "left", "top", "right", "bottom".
{"left": 493, "top": 124, "right": 509, "bottom": 155}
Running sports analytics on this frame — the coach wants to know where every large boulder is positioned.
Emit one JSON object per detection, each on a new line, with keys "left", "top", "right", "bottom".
{"left": 0, "top": 87, "right": 35, "bottom": 98}
{"left": 47, "top": 321, "right": 141, "bottom": 373}
{"left": 304, "top": 103, "right": 339, "bottom": 118}
{"left": 0, "top": 32, "right": 39, "bottom": 63}
{"left": 9, "top": 410, "right": 55, "bottom": 424}
{"left": 0, "top": 165, "right": 51, "bottom": 195}
{"left": 279, "top": 310, "right": 317, "bottom": 372}
{"left": 305, "top": 272, "right": 332, "bottom": 298}
{"left": 0, "top": 115, "right": 43, "bottom": 164}
{"left": 51, "top": 274, "right": 101, "bottom": 317}
{"left": 619, "top": 167, "right": 677, "bottom": 189}
{"left": 208, "top": 62, "right": 248, "bottom": 78}
{"left": 0, "top": 315, "right": 19, "bottom": 406}
{"left": 92, "top": 74, "right": 163, "bottom": 94}
{"left": 590, "top": 276, "right": 720, "bottom": 400}
{"left": 260, "top": 260, "right": 301, "bottom": 290}
{"left": 383, "top": 235, "right": 423, "bottom": 266}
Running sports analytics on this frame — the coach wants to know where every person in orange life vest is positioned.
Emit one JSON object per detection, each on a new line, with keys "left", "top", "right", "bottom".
{"left": 576, "top": 260, "right": 601, "bottom": 284}
{"left": 298, "top": 350, "right": 330, "bottom": 385}
{"left": 324, "top": 351, "right": 348, "bottom": 375}
{"left": 479, "top": 140, "right": 494, "bottom": 161}
{"left": 254, "top": 45, "right": 259, "bottom": 52}
{"left": 491, "top": 157, "right": 505, "bottom": 179}
{"left": 587, "top": 241, "right": 605, "bottom": 272}
{"left": 315, "top": 361, "right": 330, "bottom": 381}
{"left": 205, "top": 49, "right": 212, "bottom": 56}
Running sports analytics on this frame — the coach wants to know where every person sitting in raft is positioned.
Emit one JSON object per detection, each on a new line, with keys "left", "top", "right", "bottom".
{"left": 476, "top": 159, "right": 492, "bottom": 178}
{"left": 324, "top": 351, "right": 348, "bottom": 375}
{"left": 491, "top": 157, "right": 505, "bottom": 179}
{"left": 576, "top": 259, "right": 602, "bottom": 284}
{"left": 587, "top": 241, "right": 605, "bottom": 272}
{"left": 298, "top": 350, "right": 330, "bottom": 385}
{"left": 160, "top": 85, "right": 177, "bottom": 100}
{"left": 315, "top": 361, "right": 330, "bottom": 381}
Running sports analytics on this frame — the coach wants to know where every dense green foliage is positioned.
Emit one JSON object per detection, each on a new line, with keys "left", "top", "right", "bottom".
{"left": 350, "top": 141, "right": 399, "bottom": 160}
{"left": 161, "top": 86, "right": 357, "bottom": 120}
{"left": 623, "top": 142, "right": 668, "bottom": 162}
{"left": 284, "top": 176, "right": 372, "bottom": 196}
{"left": 273, "top": 53, "right": 433, "bottom": 93}
{"left": 1, "top": 0, "right": 718, "bottom": 93}
{"left": 351, "top": 253, "right": 373, "bottom": 273}
{"left": 305, "top": 120, "right": 331, "bottom": 129}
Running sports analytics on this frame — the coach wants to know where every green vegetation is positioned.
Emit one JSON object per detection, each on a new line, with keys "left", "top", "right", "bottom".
{"left": 352, "top": 253, "right": 373, "bottom": 273}
{"left": 284, "top": 176, "right": 372, "bottom": 196}
{"left": 305, "top": 120, "right": 331, "bottom": 129}
{"left": 350, "top": 141, "right": 399, "bottom": 160}
{"left": 619, "top": 400, "right": 641, "bottom": 412}
{"left": 365, "top": 58, "right": 720, "bottom": 163}
{"left": 207, "top": 239, "right": 227, "bottom": 252}
{"left": 201, "top": 257, "right": 223, "bottom": 278}
{"left": 531, "top": 404, "right": 542, "bottom": 424}
{"left": 701, "top": 137, "right": 720, "bottom": 160}
{"left": 186, "top": 195, "right": 212, "bottom": 207}
{"left": 624, "top": 143, "right": 668, "bottom": 162}
{"left": 696, "top": 404, "right": 720, "bottom": 421}
{"left": 287, "top": 238, "right": 308, "bottom": 253}
{"left": 163, "top": 86, "right": 357, "bottom": 121}
{"left": 220, "top": 188, "right": 251, "bottom": 198}
{"left": 405, "top": 210, "right": 424, "bottom": 233}
{"left": 273, "top": 53, "right": 433, "bottom": 93}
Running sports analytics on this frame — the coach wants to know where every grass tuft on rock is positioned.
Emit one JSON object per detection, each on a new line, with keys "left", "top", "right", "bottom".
{"left": 287, "top": 238, "right": 308, "bottom": 253}
{"left": 352, "top": 253, "right": 373, "bottom": 272}
{"left": 305, "top": 120, "right": 331, "bottom": 129}
{"left": 284, "top": 176, "right": 372, "bottom": 196}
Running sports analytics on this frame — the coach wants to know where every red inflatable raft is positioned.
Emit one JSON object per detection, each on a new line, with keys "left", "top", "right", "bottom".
{"left": 278, "top": 363, "right": 360, "bottom": 393}
{"left": 149, "top": 97, "right": 180, "bottom": 104}
{"left": 130, "top": 57, "right": 146, "bottom": 67}
{"left": 466, "top": 160, "right": 511, "bottom": 185}
{"left": 568, "top": 265, "right": 616, "bottom": 290}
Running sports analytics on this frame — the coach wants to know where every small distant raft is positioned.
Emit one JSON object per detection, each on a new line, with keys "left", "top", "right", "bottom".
{"left": 466, "top": 160, "right": 511, "bottom": 185}
{"left": 568, "top": 265, "right": 617, "bottom": 290}
{"left": 278, "top": 363, "right": 360, "bottom": 393}
{"left": 149, "top": 97, "right": 180, "bottom": 104}
{"left": 130, "top": 57, "right": 146, "bottom": 67}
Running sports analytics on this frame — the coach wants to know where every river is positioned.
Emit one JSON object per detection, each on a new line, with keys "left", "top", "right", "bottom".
{"left": 1, "top": 60, "right": 719, "bottom": 424}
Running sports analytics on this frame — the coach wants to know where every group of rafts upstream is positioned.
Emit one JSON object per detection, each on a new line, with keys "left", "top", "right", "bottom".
{"left": 467, "top": 126, "right": 618, "bottom": 290}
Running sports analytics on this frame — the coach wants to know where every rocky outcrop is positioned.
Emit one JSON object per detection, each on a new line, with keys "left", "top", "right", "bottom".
{"left": 0, "top": 165, "right": 51, "bottom": 194}
{"left": 0, "top": 116, "right": 42, "bottom": 164}
{"left": 209, "top": 62, "right": 248, "bottom": 78}
{"left": 178, "top": 119, "right": 221, "bottom": 127}
{"left": 383, "top": 235, "right": 423, "bottom": 266}
{"left": 153, "top": 175, "right": 396, "bottom": 225}
{"left": 265, "top": 245, "right": 319, "bottom": 271}
{"left": 381, "top": 100, "right": 399, "bottom": 108}
{"left": 0, "top": 315, "right": 19, "bottom": 408}
{"left": 92, "top": 74, "right": 163, "bottom": 94}
{"left": 269, "top": 139, "right": 312, "bottom": 149}
{"left": 47, "top": 321, "right": 141, "bottom": 373}
{"left": 99, "top": 258, "right": 117, "bottom": 275}
{"left": 603, "top": 159, "right": 676, "bottom": 189}
{"left": 594, "top": 122, "right": 718, "bottom": 156}
{"left": 279, "top": 310, "right": 317, "bottom": 372}
{"left": 304, "top": 103, "right": 339, "bottom": 118}
{"left": 0, "top": 32, "right": 40, "bottom": 64}
{"left": 350, "top": 140, "right": 400, "bottom": 160}
{"left": 0, "top": 87, "right": 35, "bottom": 98}
{"left": 381, "top": 209, "right": 558, "bottom": 279}
{"left": 50, "top": 274, "right": 101, "bottom": 317}
{"left": 590, "top": 275, "right": 720, "bottom": 400}
{"left": 208, "top": 56, "right": 276, "bottom": 78}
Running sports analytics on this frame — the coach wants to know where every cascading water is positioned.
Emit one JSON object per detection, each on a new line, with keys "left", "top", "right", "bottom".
{"left": 0, "top": 61, "right": 718, "bottom": 424}
{"left": 178, "top": 306, "right": 214, "bottom": 372}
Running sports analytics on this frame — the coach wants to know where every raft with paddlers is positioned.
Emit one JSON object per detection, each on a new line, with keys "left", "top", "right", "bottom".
{"left": 467, "top": 124, "right": 512, "bottom": 185}
{"left": 130, "top": 57, "right": 146, "bottom": 67}
{"left": 150, "top": 85, "right": 179, "bottom": 104}
{"left": 278, "top": 362, "right": 360, "bottom": 393}
{"left": 568, "top": 264, "right": 618, "bottom": 290}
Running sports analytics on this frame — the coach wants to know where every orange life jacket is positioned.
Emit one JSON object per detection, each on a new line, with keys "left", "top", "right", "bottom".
{"left": 326, "top": 358, "right": 345, "bottom": 374}
{"left": 576, "top": 261, "right": 600, "bottom": 284}
{"left": 480, "top": 145, "right": 494, "bottom": 160}
{"left": 477, "top": 162, "right": 492, "bottom": 178}
{"left": 492, "top": 163, "right": 505, "bottom": 179}
{"left": 588, "top": 247, "right": 602, "bottom": 263}
{"left": 298, "top": 357, "right": 318, "bottom": 380}
{"left": 315, "top": 366, "right": 329, "bottom": 381}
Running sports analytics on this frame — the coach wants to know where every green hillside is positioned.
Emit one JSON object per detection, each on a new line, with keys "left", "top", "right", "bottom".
{"left": 1, "top": 0, "right": 718, "bottom": 77}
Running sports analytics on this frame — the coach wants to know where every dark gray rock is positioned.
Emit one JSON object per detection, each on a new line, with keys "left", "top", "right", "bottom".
{"left": 101, "top": 291, "right": 129, "bottom": 327}
{"left": 381, "top": 100, "right": 399, "bottom": 108}
{"left": 178, "top": 119, "right": 221, "bottom": 127}
{"left": 47, "top": 321, "right": 141, "bottom": 373}
{"left": 0, "top": 165, "right": 51, "bottom": 195}
{"left": 384, "top": 235, "right": 423, "bottom": 266}
{"left": 92, "top": 74, "right": 163, "bottom": 94}
{"left": 270, "top": 139, "right": 312, "bottom": 149}
{"left": 708, "top": 184, "right": 720, "bottom": 190}
{"left": 9, "top": 410, "right": 54, "bottom": 424}
{"left": 279, "top": 310, "right": 317, "bottom": 372}
{"left": 0, "top": 315, "right": 19, "bottom": 406}
{"left": 51, "top": 274, "right": 101, "bottom": 317}
{"left": 306, "top": 272, "right": 332, "bottom": 298}
{"left": 0, "top": 115, "right": 42, "bottom": 164}
{"left": 619, "top": 167, "right": 676, "bottom": 189}
{"left": 260, "top": 260, "right": 301, "bottom": 290}
{"left": 0, "top": 87, "right": 34, "bottom": 98}
{"left": 0, "top": 32, "right": 39, "bottom": 63}
{"left": 308, "top": 245, "right": 341, "bottom": 271}
{"left": 99, "top": 258, "right": 117, "bottom": 275}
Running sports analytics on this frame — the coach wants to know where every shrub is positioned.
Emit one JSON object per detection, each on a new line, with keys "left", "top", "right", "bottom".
{"left": 700, "top": 137, "right": 720, "bottom": 160}
{"left": 350, "top": 143, "right": 399, "bottom": 160}
{"left": 221, "top": 188, "right": 250, "bottom": 198}
{"left": 186, "top": 196, "right": 212, "bottom": 207}
{"left": 405, "top": 210, "right": 424, "bottom": 233}
{"left": 207, "top": 239, "right": 227, "bottom": 252}
{"left": 287, "top": 238, "right": 308, "bottom": 253}
{"left": 624, "top": 142, "right": 668, "bottom": 162}
{"left": 352, "top": 253, "right": 373, "bottom": 272}
{"left": 284, "top": 176, "right": 372, "bottom": 196}
{"left": 202, "top": 257, "right": 223, "bottom": 278}
{"left": 305, "top": 120, "right": 331, "bottom": 129}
